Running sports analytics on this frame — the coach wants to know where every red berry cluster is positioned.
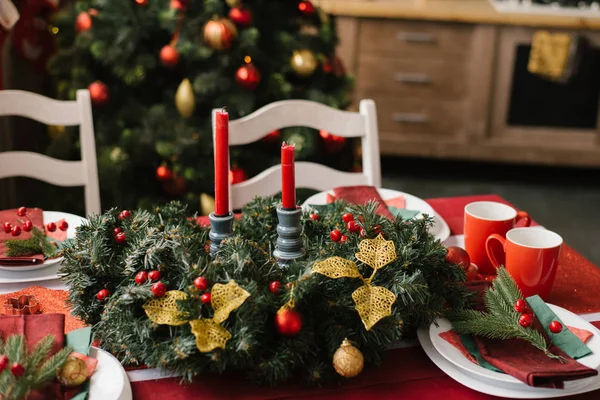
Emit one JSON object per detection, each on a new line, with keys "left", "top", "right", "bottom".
{"left": 113, "top": 210, "right": 131, "bottom": 244}
{"left": 2, "top": 207, "right": 61, "bottom": 237}
{"left": 134, "top": 269, "right": 167, "bottom": 297}
{"left": 0, "top": 354, "right": 25, "bottom": 377}
{"left": 193, "top": 276, "right": 211, "bottom": 304}
{"left": 515, "top": 299, "right": 559, "bottom": 332}
{"left": 329, "top": 212, "right": 366, "bottom": 244}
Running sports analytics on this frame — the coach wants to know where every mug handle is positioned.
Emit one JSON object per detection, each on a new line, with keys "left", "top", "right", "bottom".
{"left": 486, "top": 234, "right": 506, "bottom": 269}
{"left": 516, "top": 211, "right": 531, "bottom": 227}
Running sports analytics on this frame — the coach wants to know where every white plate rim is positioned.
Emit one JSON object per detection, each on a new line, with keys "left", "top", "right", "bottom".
{"left": 89, "top": 346, "right": 132, "bottom": 400}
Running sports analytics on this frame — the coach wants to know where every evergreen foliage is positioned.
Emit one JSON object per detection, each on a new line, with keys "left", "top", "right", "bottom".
{"left": 4, "top": 228, "right": 59, "bottom": 259}
{"left": 60, "top": 199, "right": 469, "bottom": 386}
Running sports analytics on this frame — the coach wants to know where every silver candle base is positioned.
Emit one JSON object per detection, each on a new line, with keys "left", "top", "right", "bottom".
{"left": 273, "top": 206, "right": 305, "bottom": 265}
{"left": 209, "top": 212, "right": 234, "bottom": 256}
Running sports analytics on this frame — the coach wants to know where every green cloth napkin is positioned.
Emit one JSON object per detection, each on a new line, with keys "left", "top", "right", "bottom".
{"left": 66, "top": 327, "right": 93, "bottom": 400}
{"left": 526, "top": 295, "right": 592, "bottom": 359}
{"left": 460, "top": 334, "right": 503, "bottom": 373}
{"left": 388, "top": 207, "right": 420, "bottom": 220}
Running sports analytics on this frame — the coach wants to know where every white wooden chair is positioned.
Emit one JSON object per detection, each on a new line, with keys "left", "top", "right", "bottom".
{"left": 0, "top": 90, "right": 101, "bottom": 215}
{"left": 213, "top": 99, "right": 381, "bottom": 210}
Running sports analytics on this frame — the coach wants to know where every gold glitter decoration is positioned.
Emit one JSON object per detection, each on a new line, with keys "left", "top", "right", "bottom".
{"left": 189, "top": 319, "right": 232, "bottom": 353}
{"left": 352, "top": 285, "right": 396, "bottom": 331}
{"left": 312, "top": 257, "right": 361, "bottom": 279}
{"left": 355, "top": 234, "right": 396, "bottom": 272}
{"left": 211, "top": 280, "right": 251, "bottom": 324}
{"left": 142, "top": 290, "right": 189, "bottom": 326}
{"left": 333, "top": 338, "right": 364, "bottom": 378}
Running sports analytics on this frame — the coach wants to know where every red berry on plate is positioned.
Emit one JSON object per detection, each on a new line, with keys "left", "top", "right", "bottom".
{"left": 330, "top": 229, "right": 342, "bottom": 242}
{"left": 135, "top": 271, "right": 148, "bottom": 284}
{"left": 514, "top": 299, "right": 526, "bottom": 313}
{"left": 17, "top": 207, "right": 27, "bottom": 217}
{"left": 47, "top": 222, "right": 57, "bottom": 232}
{"left": 269, "top": 281, "right": 281, "bottom": 294}
{"left": 340, "top": 235, "right": 348, "bottom": 243}
{"left": 549, "top": 320, "right": 563, "bottom": 334}
{"left": 119, "top": 210, "right": 131, "bottom": 220}
{"left": 465, "top": 263, "right": 478, "bottom": 281}
{"left": 148, "top": 270, "right": 161, "bottom": 281}
{"left": 151, "top": 282, "right": 167, "bottom": 297}
{"left": 518, "top": 313, "right": 532, "bottom": 328}
{"left": 341, "top": 213, "right": 354, "bottom": 223}
{"left": 59, "top": 221, "right": 69, "bottom": 231}
{"left": 194, "top": 276, "right": 209, "bottom": 291}
{"left": 22, "top": 221, "right": 33, "bottom": 232}
{"left": 3, "top": 222, "right": 11, "bottom": 233}
{"left": 347, "top": 220, "right": 360, "bottom": 233}
{"left": 113, "top": 227, "right": 122, "bottom": 236}
{"left": 309, "top": 213, "right": 319, "bottom": 221}
{"left": 10, "top": 362, "right": 25, "bottom": 377}
{"left": 0, "top": 355, "right": 8, "bottom": 372}
{"left": 445, "top": 246, "right": 471, "bottom": 269}
{"left": 115, "top": 232, "right": 126, "bottom": 244}
{"left": 11, "top": 226, "right": 21, "bottom": 236}
{"left": 200, "top": 292, "right": 211, "bottom": 304}
{"left": 96, "top": 288, "right": 110, "bottom": 302}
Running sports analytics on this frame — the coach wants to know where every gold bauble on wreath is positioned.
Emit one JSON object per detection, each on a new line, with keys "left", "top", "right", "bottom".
{"left": 333, "top": 338, "right": 364, "bottom": 378}
{"left": 203, "top": 18, "right": 238, "bottom": 51}
{"left": 58, "top": 357, "right": 89, "bottom": 388}
{"left": 290, "top": 49, "right": 318, "bottom": 77}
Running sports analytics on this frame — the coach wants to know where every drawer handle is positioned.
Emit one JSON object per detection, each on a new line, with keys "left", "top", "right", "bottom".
{"left": 395, "top": 73, "right": 431, "bottom": 84}
{"left": 393, "top": 113, "right": 428, "bottom": 124}
{"left": 397, "top": 32, "right": 436, "bottom": 43}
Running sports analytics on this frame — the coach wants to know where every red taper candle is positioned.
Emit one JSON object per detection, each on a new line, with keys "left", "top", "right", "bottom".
{"left": 281, "top": 142, "right": 296, "bottom": 209}
{"left": 214, "top": 109, "right": 230, "bottom": 216}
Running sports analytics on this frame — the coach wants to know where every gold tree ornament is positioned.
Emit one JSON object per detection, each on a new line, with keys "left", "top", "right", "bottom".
{"left": 290, "top": 49, "right": 318, "bottom": 77}
{"left": 211, "top": 280, "right": 251, "bottom": 324}
{"left": 352, "top": 285, "right": 396, "bottom": 331}
{"left": 312, "top": 256, "right": 362, "bottom": 279}
{"left": 142, "top": 290, "right": 189, "bottom": 326}
{"left": 333, "top": 339, "right": 364, "bottom": 378}
{"left": 58, "top": 357, "right": 89, "bottom": 387}
{"left": 200, "top": 193, "right": 215, "bottom": 216}
{"left": 355, "top": 234, "right": 396, "bottom": 272}
{"left": 203, "top": 18, "right": 238, "bottom": 51}
{"left": 175, "top": 78, "right": 195, "bottom": 119}
{"left": 189, "top": 319, "right": 232, "bottom": 352}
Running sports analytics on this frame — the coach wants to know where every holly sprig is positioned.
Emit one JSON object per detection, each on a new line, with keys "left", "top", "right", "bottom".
{"left": 447, "top": 268, "right": 560, "bottom": 360}
{"left": 4, "top": 228, "right": 60, "bottom": 259}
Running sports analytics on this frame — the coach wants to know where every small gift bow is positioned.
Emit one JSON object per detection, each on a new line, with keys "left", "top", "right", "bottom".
{"left": 4, "top": 294, "right": 41, "bottom": 315}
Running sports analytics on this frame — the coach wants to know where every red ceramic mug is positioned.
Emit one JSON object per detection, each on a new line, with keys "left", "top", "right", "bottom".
{"left": 486, "top": 228, "right": 563, "bottom": 300}
{"left": 464, "top": 201, "right": 531, "bottom": 274}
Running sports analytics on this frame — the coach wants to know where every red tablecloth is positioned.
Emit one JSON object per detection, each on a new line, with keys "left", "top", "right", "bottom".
{"left": 131, "top": 194, "right": 600, "bottom": 399}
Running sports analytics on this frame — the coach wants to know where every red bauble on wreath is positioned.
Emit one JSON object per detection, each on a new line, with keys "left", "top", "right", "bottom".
{"left": 445, "top": 246, "right": 471, "bottom": 269}
{"left": 229, "top": 6, "right": 253, "bottom": 27}
{"left": 236, "top": 63, "right": 261, "bottom": 90}
{"left": 160, "top": 45, "right": 179, "bottom": 68}
{"left": 276, "top": 308, "right": 303, "bottom": 336}
{"left": 88, "top": 81, "right": 109, "bottom": 107}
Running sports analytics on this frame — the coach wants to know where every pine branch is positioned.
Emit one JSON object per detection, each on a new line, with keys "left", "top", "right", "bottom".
{"left": 4, "top": 228, "right": 59, "bottom": 259}
{"left": 32, "top": 346, "right": 72, "bottom": 387}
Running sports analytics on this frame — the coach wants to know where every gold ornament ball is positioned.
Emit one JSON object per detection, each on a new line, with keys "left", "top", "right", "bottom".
{"left": 58, "top": 357, "right": 89, "bottom": 388}
{"left": 175, "top": 78, "right": 195, "bottom": 119}
{"left": 203, "top": 18, "right": 238, "bottom": 51}
{"left": 333, "top": 339, "right": 364, "bottom": 378}
{"left": 226, "top": 0, "right": 240, "bottom": 6}
{"left": 290, "top": 49, "right": 318, "bottom": 77}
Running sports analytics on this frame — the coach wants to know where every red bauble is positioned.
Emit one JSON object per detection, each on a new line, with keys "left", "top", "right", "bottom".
{"left": 151, "top": 282, "right": 167, "bottom": 297}
{"left": 75, "top": 12, "right": 92, "bottom": 33}
{"left": 160, "top": 45, "right": 179, "bottom": 68}
{"left": 201, "top": 292, "right": 212, "bottom": 304}
{"left": 309, "top": 213, "right": 319, "bottom": 221}
{"left": 298, "top": 1, "right": 316, "bottom": 16}
{"left": 229, "top": 6, "right": 253, "bottom": 27}
{"left": 162, "top": 174, "right": 187, "bottom": 196}
{"left": 96, "top": 288, "right": 110, "bottom": 302}
{"left": 549, "top": 320, "right": 563, "bottom": 334}
{"left": 341, "top": 213, "right": 354, "bottom": 223}
{"left": 229, "top": 167, "right": 247, "bottom": 184}
{"left": 514, "top": 299, "right": 526, "bottom": 313}
{"left": 59, "top": 221, "right": 69, "bottom": 231}
{"left": 11, "top": 226, "right": 21, "bottom": 236}
{"left": 319, "top": 130, "right": 346, "bottom": 153}
{"left": 445, "top": 246, "right": 471, "bottom": 269}
{"left": 269, "top": 281, "right": 281, "bottom": 294}
{"left": 119, "top": 210, "right": 131, "bottom": 220}
{"left": 235, "top": 64, "right": 261, "bottom": 90}
{"left": 10, "top": 362, "right": 25, "bottom": 377}
{"left": 135, "top": 0, "right": 148, "bottom": 5}
{"left": 3, "top": 222, "right": 12, "bottom": 233}
{"left": 194, "top": 276, "right": 209, "bottom": 291}
{"left": 262, "top": 130, "right": 281, "bottom": 144}
{"left": 88, "top": 81, "right": 109, "bottom": 107}
{"left": 0, "top": 355, "right": 8, "bottom": 372}
{"left": 322, "top": 59, "right": 334, "bottom": 73}
{"left": 17, "top": 207, "right": 27, "bottom": 216}
{"left": 113, "top": 227, "right": 122, "bottom": 236}
{"left": 135, "top": 271, "right": 148, "bottom": 284}
{"left": 115, "top": 232, "right": 127, "bottom": 244}
{"left": 519, "top": 313, "right": 532, "bottom": 328}
{"left": 347, "top": 220, "right": 360, "bottom": 233}
{"left": 465, "top": 263, "right": 478, "bottom": 281}
{"left": 22, "top": 221, "right": 33, "bottom": 232}
{"left": 276, "top": 309, "right": 303, "bottom": 336}
{"left": 340, "top": 235, "right": 348, "bottom": 244}
{"left": 46, "top": 222, "right": 56, "bottom": 232}
{"left": 330, "top": 229, "right": 342, "bottom": 242}
{"left": 170, "top": 0, "right": 188, "bottom": 10}
{"left": 156, "top": 165, "right": 173, "bottom": 182}
{"left": 148, "top": 270, "right": 161, "bottom": 282}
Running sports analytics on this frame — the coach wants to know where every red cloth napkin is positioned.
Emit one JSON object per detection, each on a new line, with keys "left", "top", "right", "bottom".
{"left": 0, "top": 208, "right": 45, "bottom": 266}
{"left": 332, "top": 186, "right": 394, "bottom": 219}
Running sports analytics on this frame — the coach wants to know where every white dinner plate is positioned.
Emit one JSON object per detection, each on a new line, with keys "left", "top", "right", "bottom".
{"left": 0, "top": 211, "right": 85, "bottom": 277}
{"left": 303, "top": 188, "right": 451, "bottom": 243}
{"left": 89, "top": 347, "right": 132, "bottom": 400}
{"left": 429, "top": 303, "right": 600, "bottom": 391}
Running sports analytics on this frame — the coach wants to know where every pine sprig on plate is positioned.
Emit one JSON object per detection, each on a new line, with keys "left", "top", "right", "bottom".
{"left": 4, "top": 228, "right": 59, "bottom": 259}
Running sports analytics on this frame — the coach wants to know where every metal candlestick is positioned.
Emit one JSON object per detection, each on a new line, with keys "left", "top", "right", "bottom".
{"left": 209, "top": 212, "right": 234, "bottom": 256}
{"left": 273, "top": 206, "right": 305, "bottom": 265}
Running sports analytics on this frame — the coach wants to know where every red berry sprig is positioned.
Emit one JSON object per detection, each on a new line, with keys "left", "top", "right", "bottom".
{"left": 341, "top": 213, "right": 354, "bottom": 223}
{"left": 59, "top": 221, "right": 69, "bottom": 231}
{"left": 3, "top": 222, "right": 11, "bottom": 233}
{"left": 113, "top": 227, "right": 122, "bottom": 236}
{"left": 518, "top": 313, "right": 532, "bottom": 328}
{"left": 10, "top": 362, "right": 25, "bottom": 377}
{"left": 96, "top": 288, "right": 110, "bottom": 302}
{"left": 347, "top": 220, "right": 360, "bottom": 233}
{"left": 194, "top": 276, "right": 209, "bottom": 291}
{"left": 119, "top": 210, "right": 131, "bottom": 220}
{"left": 11, "top": 226, "right": 21, "bottom": 237}
{"left": 135, "top": 271, "right": 148, "bottom": 284}
{"left": 309, "top": 213, "right": 319, "bottom": 221}
{"left": 340, "top": 235, "right": 348, "bottom": 243}
{"left": 47, "top": 222, "right": 57, "bottom": 232}
{"left": 151, "top": 282, "right": 167, "bottom": 297}
{"left": 549, "top": 320, "right": 563, "bottom": 334}
{"left": 269, "top": 281, "right": 281, "bottom": 294}
{"left": 16, "top": 207, "right": 27, "bottom": 217}
{"left": 148, "top": 270, "right": 161, "bottom": 282}
{"left": 115, "top": 232, "right": 126, "bottom": 244}
{"left": 22, "top": 221, "right": 33, "bottom": 232}
{"left": 200, "top": 292, "right": 212, "bottom": 304}
{"left": 330, "top": 229, "right": 341, "bottom": 242}
{"left": 514, "top": 299, "right": 526, "bottom": 313}
{"left": 0, "top": 355, "right": 8, "bottom": 372}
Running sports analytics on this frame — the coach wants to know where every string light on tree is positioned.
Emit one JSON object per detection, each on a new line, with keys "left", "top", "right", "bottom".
{"left": 203, "top": 18, "right": 238, "bottom": 51}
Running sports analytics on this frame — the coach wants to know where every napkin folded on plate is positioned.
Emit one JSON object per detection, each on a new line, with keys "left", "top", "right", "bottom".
{"left": 331, "top": 186, "right": 395, "bottom": 219}
{"left": 0, "top": 208, "right": 45, "bottom": 266}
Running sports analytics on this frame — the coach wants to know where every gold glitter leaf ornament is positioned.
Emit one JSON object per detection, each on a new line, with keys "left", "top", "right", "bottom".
{"left": 352, "top": 285, "right": 397, "bottom": 330}
{"left": 142, "top": 290, "right": 189, "bottom": 326}
{"left": 189, "top": 319, "right": 232, "bottom": 352}
{"left": 211, "top": 280, "right": 251, "bottom": 324}
{"left": 355, "top": 234, "right": 396, "bottom": 271}
{"left": 312, "top": 257, "right": 362, "bottom": 279}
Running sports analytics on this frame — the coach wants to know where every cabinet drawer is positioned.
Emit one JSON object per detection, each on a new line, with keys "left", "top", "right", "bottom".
{"left": 356, "top": 55, "right": 468, "bottom": 99}
{"left": 359, "top": 19, "right": 474, "bottom": 57}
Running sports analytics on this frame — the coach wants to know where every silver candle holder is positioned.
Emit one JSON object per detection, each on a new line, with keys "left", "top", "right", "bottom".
{"left": 209, "top": 212, "right": 234, "bottom": 256}
{"left": 273, "top": 206, "right": 305, "bottom": 265}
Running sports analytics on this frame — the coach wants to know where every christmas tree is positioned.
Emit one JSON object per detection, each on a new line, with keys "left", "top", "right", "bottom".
{"left": 47, "top": 0, "right": 353, "bottom": 213}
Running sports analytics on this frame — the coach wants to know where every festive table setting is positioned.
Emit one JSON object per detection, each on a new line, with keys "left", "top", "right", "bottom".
{"left": 1, "top": 111, "right": 600, "bottom": 399}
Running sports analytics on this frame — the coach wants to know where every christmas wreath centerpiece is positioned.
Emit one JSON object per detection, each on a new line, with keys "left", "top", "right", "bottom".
{"left": 59, "top": 198, "right": 470, "bottom": 386}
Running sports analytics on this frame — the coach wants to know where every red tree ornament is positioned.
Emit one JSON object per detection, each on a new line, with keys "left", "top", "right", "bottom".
{"left": 135, "top": 0, "right": 148, "bottom": 6}
{"left": 151, "top": 282, "right": 167, "bottom": 297}
{"left": 235, "top": 63, "right": 261, "bottom": 90}
{"left": 229, "top": 167, "right": 247, "bottom": 184}
{"left": 194, "top": 276, "right": 209, "bottom": 291}
{"left": 135, "top": 271, "right": 148, "bottom": 284}
{"left": 88, "top": 81, "right": 109, "bottom": 107}
{"left": 549, "top": 320, "right": 563, "bottom": 334}
{"left": 156, "top": 165, "right": 172, "bottom": 182}
{"left": 201, "top": 293, "right": 212, "bottom": 304}
{"left": 10, "top": 362, "right": 25, "bottom": 377}
{"left": 160, "top": 45, "right": 179, "bottom": 68}
{"left": 162, "top": 174, "right": 187, "bottom": 196}
{"left": 75, "top": 12, "right": 92, "bottom": 33}
{"left": 319, "top": 130, "right": 346, "bottom": 153}
{"left": 262, "top": 130, "right": 281, "bottom": 144}
{"left": 229, "top": 6, "right": 253, "bottom": 27}
{"left": 298, "top": 1, "right": 316, "bottom": 16}
{"left": 269, "top": 281, "right": 281, "bottom": 294}
{"left": 445, "top": 246, "right": 471, "bottom": 269}
{"left": 96, "top": 288, "right": 110, "bottom": 302}
{"left": 276, "top": 309, "right": 303, "bottom": 336}
{"left": 519, "top": 313, "right": 532, "bottom": 328}
{"left": 465, "top": 264, "right": 478, "bottom": 281}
